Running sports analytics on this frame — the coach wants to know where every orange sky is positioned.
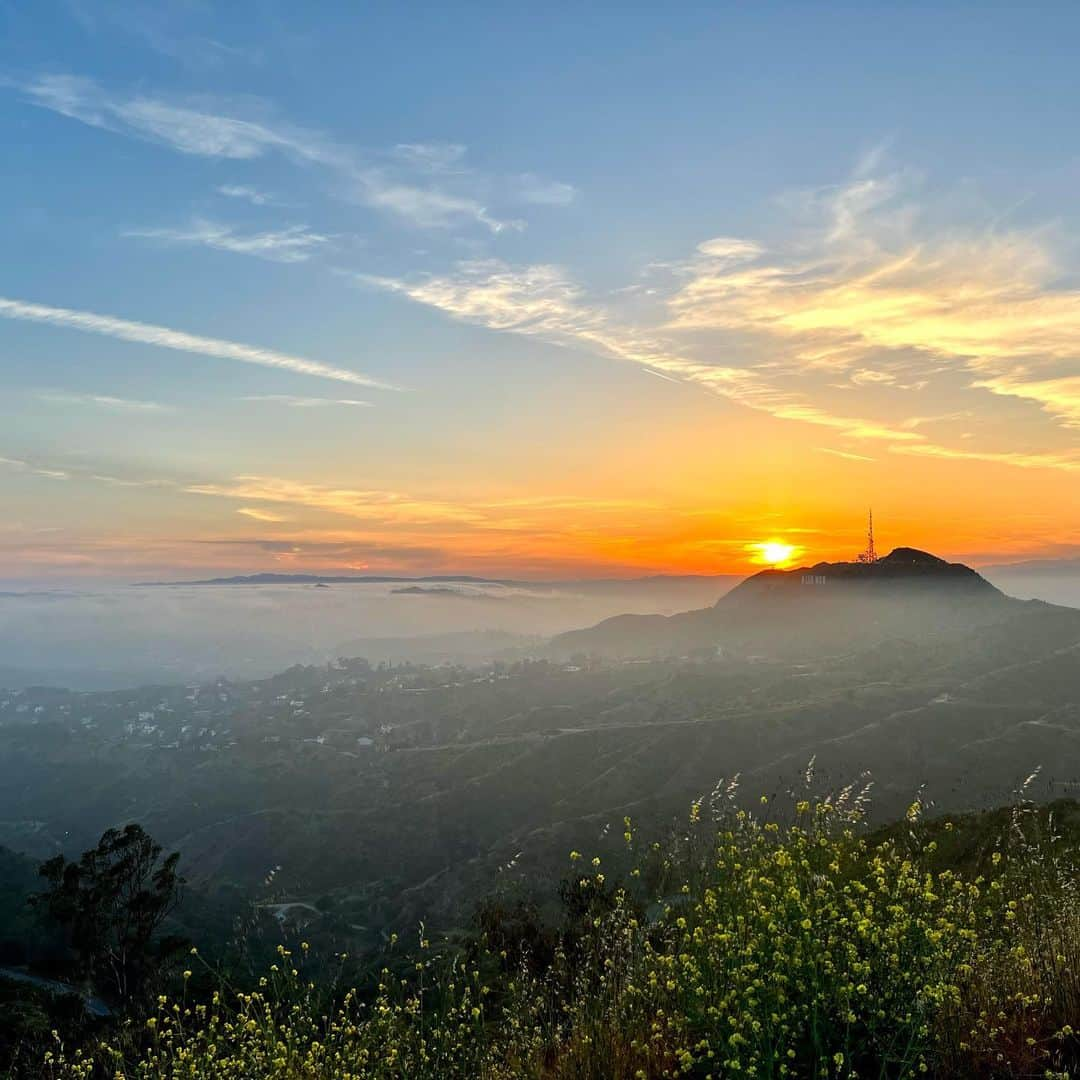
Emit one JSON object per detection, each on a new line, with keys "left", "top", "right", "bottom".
{"left": 4, "top": 402, "right": 1076, "bottom": 580}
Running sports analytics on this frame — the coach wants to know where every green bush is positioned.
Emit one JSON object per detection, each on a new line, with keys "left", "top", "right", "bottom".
{"left": 44, "top": 789, "right": 1080, "bottom": 1079}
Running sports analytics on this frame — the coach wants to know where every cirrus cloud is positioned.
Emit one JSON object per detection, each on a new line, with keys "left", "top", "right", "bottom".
{"left": 127, "top": 219, "right": 334, "bottom": 263}
{"left": 19, "top": 74, "right": 556, "bottom": 234}
{"left": 0, "top": 295, "right": 392, "bottom": 389}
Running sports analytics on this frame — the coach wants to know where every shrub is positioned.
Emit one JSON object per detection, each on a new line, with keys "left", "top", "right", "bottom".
{"left": 44, "top": 790, "right": 1080, "bottom": 1079}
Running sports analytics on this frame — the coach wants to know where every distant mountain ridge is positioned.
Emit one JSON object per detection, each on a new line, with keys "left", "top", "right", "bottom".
{"left": 550, "top": 547, "right": 1049, "bottom": 660}
{"left": 134, "top": 572, "right": 739, "bottom": 589}
{"left": 981, "top": 556, "right": 1080, "bottom": 577}
{"left": 137, "top": 573, "right": 519, "bottom": 587}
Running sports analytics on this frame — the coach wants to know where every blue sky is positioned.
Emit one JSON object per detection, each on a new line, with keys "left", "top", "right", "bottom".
{"left": 2, "top": 2, "right": 1079, "bottom": 580}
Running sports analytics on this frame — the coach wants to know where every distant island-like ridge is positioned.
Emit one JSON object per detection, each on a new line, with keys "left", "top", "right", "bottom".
{"left": 135, "top": 573, "right": 519, "bottom": 587}
{"left": 134, "top": 572, "right": 737, "bottom": 588}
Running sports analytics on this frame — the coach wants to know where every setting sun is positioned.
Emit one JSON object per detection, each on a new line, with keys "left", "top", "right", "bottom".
{"left": 751, "top": 541, "right": 800, "bottom": 567}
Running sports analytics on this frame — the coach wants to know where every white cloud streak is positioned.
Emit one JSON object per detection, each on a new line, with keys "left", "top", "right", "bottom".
{"left": 0, "top": 455, "right": 70, "bottom": 481}
{"left": 127, "top": 219, "right": 333, "bottom": 263}
{"left": 391, "top": 142, "right": 468, "bottom": 173}
{"left": 217, "top": 184, "right": 279, "bottom": 206}
{"left": 360, "top": 182, "right": 521, "bottom": 232}
{"left": 185, "top": 475, "right": 487, "bottom": 525}
{"left": 514, "top": 174, "right": 577, "bottom": 206}
{"left": 24, "top": 74, "right": 284, "bottom": 156}
{"left": 361, "top": 260, "right": 923, "bottom": 442}
{"left": 237, "top": 507, "right": 290, "bottom": 522}
{"left": 0, "top": 452, "right": 676, "bottom": 531}
{"left": 890, "top": 441, "right": 1080, "bottom": 473}
{"left": 816, "top": 447, "right": 876, "bottom": 463}
{"left": 38, "top": 391, "right": 171, "bottom": 412}
{"left": 0, "top": 296, "right": 392, "bottom": 389}
{"left": 242, "top": 395, "right": 372, "bottom": 408}
{"left": 21, "top": 75, "right": 529, "bottom": 233}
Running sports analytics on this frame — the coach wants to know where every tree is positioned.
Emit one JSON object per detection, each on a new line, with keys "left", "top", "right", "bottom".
{"left": 35, "top": 825, "right": 185, "bottom": 1005}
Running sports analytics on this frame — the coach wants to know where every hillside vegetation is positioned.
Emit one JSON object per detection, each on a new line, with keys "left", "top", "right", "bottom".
{"left": 43, "top": 786, "right": 1080, "bottom": 1079}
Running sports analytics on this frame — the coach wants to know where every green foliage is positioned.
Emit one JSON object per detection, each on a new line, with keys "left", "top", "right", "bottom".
{"left": 40, "top": 796, "right": 1080, "bottom": 1079}
{"left": 35, "top": 825, "right": 186, "bottom": 1006}
{"left": 0, "top": 976, "right": 94, "bottom": 1077}
{"left": 0, "top": 845, "right": 44, "bottom": 965}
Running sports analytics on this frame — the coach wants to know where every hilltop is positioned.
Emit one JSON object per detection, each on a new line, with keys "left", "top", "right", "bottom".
{"left": 550, "top": 547, "right": 1039, "bottom": 659}
{"left": 733, "top": 546, "right": 997, "bottom": 591}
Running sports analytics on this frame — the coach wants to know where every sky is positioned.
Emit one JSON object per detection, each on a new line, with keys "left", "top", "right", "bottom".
{"left": 2, "top": 1, "right": 1079, "bottom": 582}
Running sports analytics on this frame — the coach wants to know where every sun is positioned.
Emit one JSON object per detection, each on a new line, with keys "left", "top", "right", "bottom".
{"left": 750, "top": 541, "right": 800, "bottom": 567}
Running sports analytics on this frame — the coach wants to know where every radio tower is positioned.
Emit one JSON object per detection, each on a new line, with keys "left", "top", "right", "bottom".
{"left": 856, "top": 509, "right": 878, "bottom": 564}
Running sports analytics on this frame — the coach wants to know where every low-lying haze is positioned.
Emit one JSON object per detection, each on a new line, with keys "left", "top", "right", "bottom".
{"left": 0, "top": 576, "right": 736, "bottom": 687}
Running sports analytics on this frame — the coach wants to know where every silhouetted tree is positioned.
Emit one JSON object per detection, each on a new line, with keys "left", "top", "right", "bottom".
{"left": 35, "top": 825, "right": 185, "bottom": 1004}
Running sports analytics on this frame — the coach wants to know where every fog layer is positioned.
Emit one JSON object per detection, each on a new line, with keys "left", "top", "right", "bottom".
{"left": 0, "top": 578, "right": 736, "bottom": 688}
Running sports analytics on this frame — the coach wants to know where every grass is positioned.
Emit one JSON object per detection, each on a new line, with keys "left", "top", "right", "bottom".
{"left": 43, "top": 780, "right": 1080, "bottom": 1079}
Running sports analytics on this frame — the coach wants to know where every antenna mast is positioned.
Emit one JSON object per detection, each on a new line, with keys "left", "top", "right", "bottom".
{"left": 856, "top": 509, "right": 878, "bottom": 564}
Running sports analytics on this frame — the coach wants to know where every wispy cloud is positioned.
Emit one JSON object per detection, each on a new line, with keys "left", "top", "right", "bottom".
{"left": 694, "top": 236, "right": 764, "bottom": 262}
{"left": 65, "top": 3, "right": 263, "bottom": 71}
{"left": 663, "top": 163, "right": 1080, "bottom": 442}
{"left": 365, "top": 155, "right": 1080, "bottom": 472}
{"left": 19, "top": 75, "right": 533, "bottom": 233}
{"left": 0, "top": 454, "right": 70, "bottom": 481}
{"left": 217, "top": 184, "right": 279, "bottom": 206}
{"left": 359, "top": 183, "right": 520, "bottom": 232}
{"left": 237, "top": 507, "right": 289, "bottom": 522}
{"left": 185, "top": 475, "right": 673, "bottom": 531}
{"left": 973, "top": 373, "right": 1080, "bottom": 430}
{"left": 850, "top": 369, "right": 896, "bottom": 386}
{"left": 0, "top": 452, "right": 677, "bottom": 533}
{"left": 514, "top": 174, "right": 577, "bottom": 206}
{"left": 891, "top": 441, "right": 1080, "bottom": 473}
{"left": 242, "top": 394, "right": 372, "bottom": 408}
{"left": 90, "top": 474, "right": 165, "bottom": 488}
{"left": 193, "top": 536, "right": 451, "bottom": 569}
{"left": 666, "top": 229, "right": 1080, "bottom": 372}
{"left": 361, "top": 260, "right": 922, "bottom": 442}
{"left": 2, "top": 452, "right": 172, "bottom": 491}
{"left": 38, "top": 391, "right": 171, "bottom": 412}
{"left": 0, "top": 296, "right": 391, "bottom": 389}
{"left": 185, "top": 476, "right": 487, "bottom": 526}
{"left": 126, "top": 219, "right": 333, "bottom": 263}
{"left": 899, "top": 411, "right": 972, "bottom": 429}
{"left": 816, "top": 447, "right": 876, "bottom": 462}
{"left": 484, "top": 495, "right": 658, "bottom": 512}
{"left": 23, "top": 74, "right": 286, "bottom": 158}
{"left": 390, "top": 142, "right": 468, "bottom": 173}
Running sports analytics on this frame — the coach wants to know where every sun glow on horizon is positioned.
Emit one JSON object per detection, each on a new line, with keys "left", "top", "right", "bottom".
{"left": 750, "top": 541, "right": 802, "bottom": 567}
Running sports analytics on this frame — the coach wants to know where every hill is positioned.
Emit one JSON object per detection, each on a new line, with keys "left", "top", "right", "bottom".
{"left": 550, "top": 547, "right": 1048, "bottom": 660}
